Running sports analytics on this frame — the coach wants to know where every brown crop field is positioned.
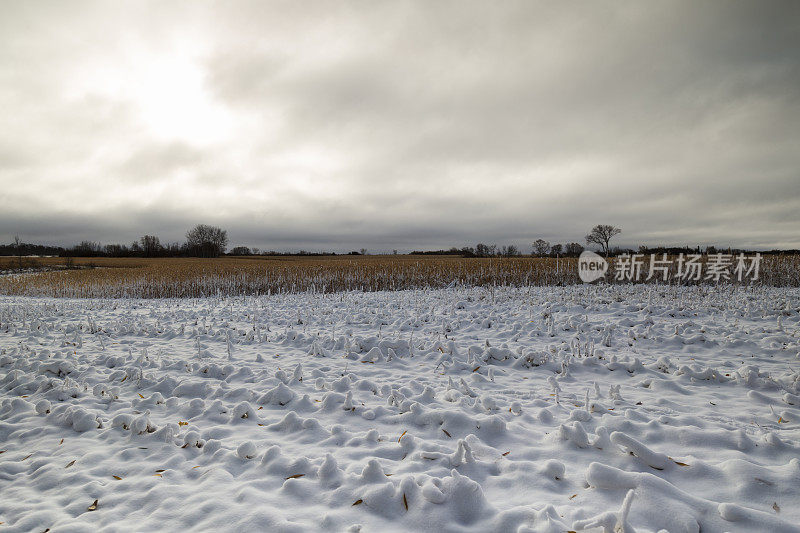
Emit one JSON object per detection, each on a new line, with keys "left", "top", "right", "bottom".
{"left": 0, "top": 255, "right": 575, "bottom": 298}
{"left": 0, "top": 254, "right": 797, "bottom": 298}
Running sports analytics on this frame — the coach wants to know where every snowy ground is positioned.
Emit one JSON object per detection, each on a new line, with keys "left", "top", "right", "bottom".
{"left": 1, "top": 286, "right": 800, "bottom": 532}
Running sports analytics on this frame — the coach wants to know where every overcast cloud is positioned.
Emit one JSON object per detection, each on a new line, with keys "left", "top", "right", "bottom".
{"left": 1, "top": 0, "right": 799, "bottom": 252}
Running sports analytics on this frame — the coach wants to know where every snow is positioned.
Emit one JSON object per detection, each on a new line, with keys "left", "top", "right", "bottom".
{"left": 1, "top": 285, "right": 799, "bottom": 532}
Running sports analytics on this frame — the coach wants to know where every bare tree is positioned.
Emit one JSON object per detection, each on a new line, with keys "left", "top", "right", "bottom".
{"left": 140, "top": 235, "right": 163, "bottom": 257}
{"left": 14, "top": 235, "right": 22, "bottom": 269}
{"left": 104, "top": 243, "right": 130, "bottom": 257}
{"left": 564, "top": 242, "right": 584, "bottom": 256}
{"left": 73, "top": 241, "right": 102, "bottom": 256}
{"left": 585, "top": 224, "right": 621, "bottom": 257}
{"left": 186, "top": 224, "right": 228, "bottom": 258}
{"left": 550, "top": 243, "right": 563, "bottom": 257}
{"left": 532, "top": 239, "right": 550, "bottom": 256}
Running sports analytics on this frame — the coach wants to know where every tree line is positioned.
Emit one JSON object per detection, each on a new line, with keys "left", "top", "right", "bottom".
{"left": 408, "top": 225, "right": 619, "bottom": 257}
{"left": 4, "top": 223, "right": 797, "bottom": 259}
{"left": 2, "top": 225, "right": 230, "bottom": 259}
{"left": 410, "top": 241, "right": 586, "bottom": 258}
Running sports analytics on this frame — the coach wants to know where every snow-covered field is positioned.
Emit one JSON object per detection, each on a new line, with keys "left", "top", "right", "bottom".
{"left": 1, "top": 286, "right": 799, "bottom": 532}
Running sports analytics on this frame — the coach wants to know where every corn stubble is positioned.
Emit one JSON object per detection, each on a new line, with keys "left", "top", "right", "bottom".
{"left": 0, "top": 255, "right": 796, "bottom": 298}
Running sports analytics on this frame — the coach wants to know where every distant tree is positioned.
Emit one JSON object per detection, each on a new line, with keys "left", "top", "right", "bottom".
{"left": 104, "top": 243, "right": 130, "bottom": 257}
{"left": 0, "top": 241, "right": 64, "bottom": 257}
{"left": 475, "top": 243, "right": 490, "bottom": 257}
{"left": 251, "top": 247, "right": 260, "bottom": 255}
{"left": 72, "top": 241, "right": 102, "bottom": 257}
{"left": 501, "top": 245, "right": 520, "bottom": 257}
{"left": 140, "top": 235, "right": 163, "bottom": 257}
{"left": 564, "top": 242, "right": 584, "bottom": 256}
{"left": 550, "top": 243, "right": 563, "bottom": 257}
{"left": 532, "top": 239, "right": 550, "bottom": 256}
{"left": 165, "top": 242, "right": 182, "bottom": 256}
{"left": 610, "top": 246, "right": 633, "bottom": 256}
{"left": 585, "top": 224, "right": 621, "bottom": 257}
{"left": 14, "top": 235, "right": 22, "bottom": 268}
{"left": 360, "top": 248, "right": 367, "bottom": 255}
{"left": 392, "top": 249, "right": 398, "bottom": 255}
{"left": 230, "top": 246, "right": 251, "bottom": 256}
{"left": 186, "top": 224, "right": 228, "bottom": 258}
{"left": 488, "top": 244, "right": 498, "bottom": 257}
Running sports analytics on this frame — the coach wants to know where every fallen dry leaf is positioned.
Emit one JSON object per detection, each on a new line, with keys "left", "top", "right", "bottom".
{"left": 87, "top": 499, "right": 98, "bottom": 512}
{"left": 669, "top": 457, "right": 690, "bottom": 467}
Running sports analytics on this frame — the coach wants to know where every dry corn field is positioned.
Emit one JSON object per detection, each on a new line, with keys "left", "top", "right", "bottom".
{"left": 0, "top": 254, "right": 798, "bottom": 298}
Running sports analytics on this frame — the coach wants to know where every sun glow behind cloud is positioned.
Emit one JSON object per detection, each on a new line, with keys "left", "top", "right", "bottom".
{"left": 67, "top": 46, "right": 233, "bottom": 146}
{"left": 135, "top": 57, "right": 232, "bottom": 144}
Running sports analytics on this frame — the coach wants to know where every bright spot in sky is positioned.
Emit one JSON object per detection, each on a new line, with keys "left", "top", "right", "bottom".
{"left": 135, "top": 57, "right": 231, "bottom": 144}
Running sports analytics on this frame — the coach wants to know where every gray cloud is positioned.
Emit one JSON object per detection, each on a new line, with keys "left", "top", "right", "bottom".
{"left": 1, "top": 0, "right": 799, "bottom": 252}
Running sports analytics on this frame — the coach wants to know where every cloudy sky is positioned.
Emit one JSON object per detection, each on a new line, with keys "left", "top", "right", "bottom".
{"left": 1, "top": 1, "right": 799, "bottom": 252}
